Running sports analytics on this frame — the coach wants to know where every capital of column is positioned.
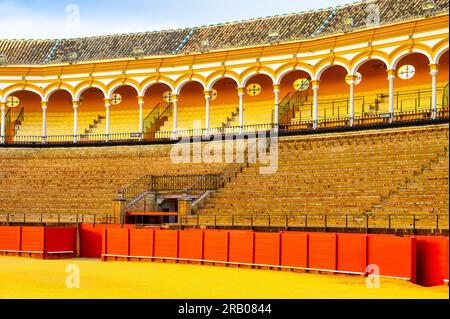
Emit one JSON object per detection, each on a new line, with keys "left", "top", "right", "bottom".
{"left": 429, "top": 64, "right": 439, "bottom": 76}
{"left": 171, "top": 94, "right": 179, "bottom": 103}
{"left": 346, "top": 75, "right": 357, "bottom": 86}
{"left": 311, "top": 80, "right": 320, "bottom": 90}
{"left": 138, "top": 96, "right": 145, "bottom": 104}
{"left": 41, "top": 101, "right": 48, "bottom": 110}
{"left": 0, "top": 102, "right": 5, "bottom": 111}
{"left": 273, "top": 84, "right": 280, "bottom": 93}
{"left": 104, "top": 99, "right": 111, "bottom": 108}
{"left": 387, "top": 69, "right": 396, "bottom": 80}
{"left": 72, "top": 100, "right": 79, "bottom": 109}
{"left": 203, "top": 90, "right": 212, "bottom": 100}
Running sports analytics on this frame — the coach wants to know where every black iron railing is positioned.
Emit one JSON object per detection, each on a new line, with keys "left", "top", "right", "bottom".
{"left": 120, "top": 174, "right": 222, "bottom": 205}
{"left": 144, "top": 102, "right": 172, "bottom": 134}
{"left": 179, "top": 214, "right": 449, "bottom": 231}
{"left": 1, "top": 107, "right": 448, "bottom": 146}
{"left": 0, "top": 212, "right": 113, "bottom": 225}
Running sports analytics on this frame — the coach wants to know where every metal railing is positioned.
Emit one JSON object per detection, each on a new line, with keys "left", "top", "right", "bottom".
{"left": 144, "top": 102, "right": 172, "bottom": 136}
{"left": 179, "top": 214, "right": 449, "bottom": 231}
{"left": 0, "top": 213, "right": 114, "bottom": 225}
{"left": 1, "top": 108, "right": 448, "bottom": 146}
{"left": 120, "top": 174, "right": 222, "bottom": 205}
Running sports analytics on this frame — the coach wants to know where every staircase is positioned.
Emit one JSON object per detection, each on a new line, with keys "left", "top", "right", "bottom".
{"left": 5, "top": 108, "right": 24, "bottom": 142}
{"left": 144, "top": 102, "right": 172, "bottom": 138}
{"left": 368, "top": 146, "right": 449, "bottom": 216}
{"left": 223, "top": 106, "right": 240, "bottom": 128}
{"left": 84, "top": 115, "right": 106, "bottom": 134}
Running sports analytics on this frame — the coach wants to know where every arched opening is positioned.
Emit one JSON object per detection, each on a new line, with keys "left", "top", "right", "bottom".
{"left": 317, "top": 65, "right": 349, "bottom": 121}
{"left": 240, "top": 73, "right": 274, "bottom": 127}
{"left": 210, "top": 77, "right": 239, "bottom": 129}
{"left": 78, "top": 88, "right": 106, "bottom": 135}
{"left": 354, "top": 59, "right": 389, "bottom": 116}
{"left": 109, "top": 85, "right": 139, "bottom": 134}
{"left": 279, "top": 70, "right": 313, "bottom": 124}
{"left": 6, "top": 90, "right": 42, "bottom": 139}
{"left": 143, "top": 83, "right": 173, "bottom": 134}
{"left": 394, "top": 53, "right": 434, "bottom": 112}
{"left": 437, "top": 50, "right": 449, "bottom": 110}
{"left": 47, "top": 90, "right": 73, "bottom": 136}
{"left": 169, "top": 81, "right": 205, "bottom": 132}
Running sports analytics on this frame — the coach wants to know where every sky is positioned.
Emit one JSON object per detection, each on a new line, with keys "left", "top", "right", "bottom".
{"left": 0, "top": 0, "right": 356, "bottom": 39}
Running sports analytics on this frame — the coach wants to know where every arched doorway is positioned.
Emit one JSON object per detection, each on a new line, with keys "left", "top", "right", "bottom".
{"left": 278, "top": 70, "right": 313, "bottom": 124}
{"left": 210, "top": 77, "right": 239, "bottom": 131}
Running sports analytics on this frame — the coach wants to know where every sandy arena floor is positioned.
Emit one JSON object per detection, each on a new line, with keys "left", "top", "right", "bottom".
{"left": 0, "top": 257, "right": 448, "bottom": 299}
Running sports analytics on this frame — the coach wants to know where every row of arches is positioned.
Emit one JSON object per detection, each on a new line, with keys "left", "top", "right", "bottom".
{"left": 0, "top": 49, "right": 448, "bottom": 140}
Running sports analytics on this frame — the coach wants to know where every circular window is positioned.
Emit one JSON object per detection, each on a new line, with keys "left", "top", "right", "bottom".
{"left": 210, "top": 89, "right": 218, "bottom": 101}
{"left": 293, "top": 78, "right": 310, "bottom": 91}
{"left": 111, "top": 93, "right": 122, "bottom": 105}
{"left": 398, "top": 65, "right": 416, "bottom": 80}
{"left": 246, "top": 83, "right": 262, "bottom": 97}
{"left": 163, "top": 91, "right": 173, "bottom": 103}
{"left": 345, "top": 72, "right": 362, "bottom": 85}
{"left": 6, "top": 96, "right": 20, "bottom": 108}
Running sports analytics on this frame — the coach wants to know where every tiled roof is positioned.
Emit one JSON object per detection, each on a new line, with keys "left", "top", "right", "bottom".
{"left": 0, "top": 0, "right": 448, "bottom": 65}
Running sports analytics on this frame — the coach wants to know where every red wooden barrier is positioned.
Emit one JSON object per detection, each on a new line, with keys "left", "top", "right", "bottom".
{"left": 44, "top": 228, "right": 77, "bottom": 259}
{"left": 203, "top": 230, "right": 229, "bottom": 263}
{"left": 179, "top": 230, "right": 204, "bottom": 261}
{"left": 129, "top": 229, "right": 154, "bottom": 258}
{"left": 21, "top": 227, "right": 45, "bottom": 258}
{"left": 254, "top": 232, "right": 280, "bottom": 266}
{"left": 105, "top": 228, "right": 130, "bottom": 258}
{"left": 415, "top": 236, "right": 449, "bottom": 287}
{"left": 0, "top": 226, "right": 21, "bottom": 255}
{"left": 368, "top": 235, "right": 416, "bottom": 283}
{"left": 308, "top": 233, "right": 337, "bottom": 271}
{"left": 229, "top": 231, "right": 254, "bottom": 265}
{"left": 154, "top": 230, "right": 179, "bottom": 259}
{"left": 280, "top": 232, "right": 308, "bottom": 268}
{"left": 337, "top": 233, "right": 367, "bottom": 274}
{"left": 80, "top": 224, "right": 108, "bottom": 258}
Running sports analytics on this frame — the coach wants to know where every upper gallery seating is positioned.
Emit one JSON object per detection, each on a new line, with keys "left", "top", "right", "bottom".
{"left": 195, "top": 125, "right": 449, "bottom": 223}
{"left": 1, "top": 0, "right": 447, "bottom": 65}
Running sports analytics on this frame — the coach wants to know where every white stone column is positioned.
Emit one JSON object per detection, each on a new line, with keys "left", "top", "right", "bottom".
{"left": 73, "top": 101, "right": 79, "bottom": 143}
{"left": 204, "top": 91, "right": 211, "bottom": 134}
{"left": 348, "top": 75, "right": 355, "bottom": 126}
{"left": 172, "top": 94, "right": 179, "bottom": 135}
{"left": 105, "top": 99, "right": 111, "bottom": 142}
{"left": 1, "top": 103, "right": 5, "bottom": 144}
{"left": 430, "top": 64, "right": 439, "bottom": 119}
{"left": 41, "top": 101, "right": 47, "bottom": 144}
{"left": 273, "top": 84, "right": 280, "bottom": 127}
{"left": 138, "top": 96, "right": 144, "bottom": 138}
{"left": 312, "top": 80, "right": 320, "bottom": 129}
{"left": 238, "top": 87, "right": 245, "bottom": 134}
{"left": 387, "top": 69, "right": 395, "bottom": 123}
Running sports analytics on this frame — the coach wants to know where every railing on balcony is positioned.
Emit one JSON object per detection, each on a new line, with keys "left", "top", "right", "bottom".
{"left": 1, "top": 83, "right": 449, "bottom": 147}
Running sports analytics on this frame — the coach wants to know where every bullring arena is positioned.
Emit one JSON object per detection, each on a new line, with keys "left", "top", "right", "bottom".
{"left": 0, "top": 0, "right": 449, "bottom": 300}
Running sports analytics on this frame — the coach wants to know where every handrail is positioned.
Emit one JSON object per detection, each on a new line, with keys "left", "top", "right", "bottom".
{"left": 2, "top": 107, "right": 448, "bottom": 146}
{"left": 4, "top": 108, "right": 11, "bottom": 128}
{"left": 16, "top": 107, "right": 25, "bottom": 123}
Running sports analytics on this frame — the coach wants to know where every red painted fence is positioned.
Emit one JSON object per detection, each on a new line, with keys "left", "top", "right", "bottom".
{"left": 100, "top": 228, "right": 450, "bottom": 286}
{"left": 0, "top": 226, "right": 76, "bottom": 259}
{"left": 1, "top": 225, "right": 447, "bottom": 287}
